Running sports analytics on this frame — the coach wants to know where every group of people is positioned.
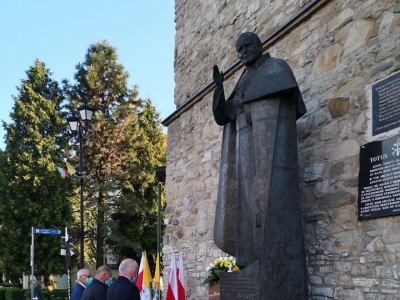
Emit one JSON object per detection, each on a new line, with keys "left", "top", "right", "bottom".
{"left": 71, "top": 258, "right": 140, "bottom": 300}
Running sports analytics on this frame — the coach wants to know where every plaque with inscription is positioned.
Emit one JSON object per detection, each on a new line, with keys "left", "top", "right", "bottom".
{"left": 220, "top": 261, "right": 259, "bottom": 300}
{"left": 372, "top": 72, "right": 400, "bottom": 136}
{"left": 358, "top": 134, "right": 400, "bottom": 220}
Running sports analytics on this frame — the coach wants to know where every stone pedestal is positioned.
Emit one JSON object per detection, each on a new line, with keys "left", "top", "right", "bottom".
{"left": 209, "top": 281, "right": 220, "bottom": 300}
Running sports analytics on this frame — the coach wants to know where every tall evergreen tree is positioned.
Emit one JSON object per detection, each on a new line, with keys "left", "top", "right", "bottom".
{"left": 0, "top": 60, "right": 74, "bottom": 281}
{"left": 65, "top": 41, "right": 166, "bottom": 268}
{"left": 106, "top": 99, "right": 166, "bottom": 270}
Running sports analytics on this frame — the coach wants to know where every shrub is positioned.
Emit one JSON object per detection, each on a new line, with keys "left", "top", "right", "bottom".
{"left": 42, "top": 290, "right": 68, "bottom": 300}
{"left": 5, "top": 288, "right": 24, "bottom": 300}
{"left": 23, "top": 290, "right": 30, "bottom": 300}
{"left": 4, "top": 287, "right": 68, "bottom": 300}
{"left": 0, "top": 288, "right": 7, "bottom": 300}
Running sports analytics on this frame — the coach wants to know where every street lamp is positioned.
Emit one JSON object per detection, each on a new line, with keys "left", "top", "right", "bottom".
{"left": 67, "top": 101, "right": 95, "bottom": 269}
{"left": 154, "top": 167, "right": 166, "bottom": 254}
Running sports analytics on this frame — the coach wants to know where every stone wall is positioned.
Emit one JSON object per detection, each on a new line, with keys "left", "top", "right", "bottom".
{"left": 164, "top": 0, "right": 400, "bottom": 299}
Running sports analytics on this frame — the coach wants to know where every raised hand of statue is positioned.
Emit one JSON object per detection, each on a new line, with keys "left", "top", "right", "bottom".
{"left": 213, "top": 65, "right": 224, "bottom": 87}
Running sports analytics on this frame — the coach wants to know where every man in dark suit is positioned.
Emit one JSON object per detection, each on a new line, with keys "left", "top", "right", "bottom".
{"left": 31, "top": 276, "right": 42, "bottom": 300}
{"left": 71, "top": 269, "right": 92, "bottom": 300}
{"left": 107, "top": 258, "right": 140, "bottom": 300}
{"left": 82, "top": 266, "right": 112, "bottom": 300}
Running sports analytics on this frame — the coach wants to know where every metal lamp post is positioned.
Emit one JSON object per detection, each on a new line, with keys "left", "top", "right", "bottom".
{"left": 154, "top": 166, "right": 166, "bottom": 299}
{"left": 67, "top": 101, "right": 94, "bottom": 269}
{"left": 154, "top": 167, "right": 166, "bottom": 253}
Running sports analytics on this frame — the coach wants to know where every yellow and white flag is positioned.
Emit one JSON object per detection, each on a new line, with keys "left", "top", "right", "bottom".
{"left": 136, "top": 251, "right": 152, "bottom": 300}
{"left": 66, "top": 162, "right": 76, "bottom": 176}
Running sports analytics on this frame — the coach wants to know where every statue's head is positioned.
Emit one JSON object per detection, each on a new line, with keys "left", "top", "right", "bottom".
{"left": 236, "top": 32, "right": 263, "bottom": 67}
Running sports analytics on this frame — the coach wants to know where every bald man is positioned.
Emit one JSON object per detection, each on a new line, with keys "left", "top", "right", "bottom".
{"left": 82, "top": 266, "right": 111, "bottom": 300}
{"left": 106, "top": 258, "right": 140, "bottom": 300}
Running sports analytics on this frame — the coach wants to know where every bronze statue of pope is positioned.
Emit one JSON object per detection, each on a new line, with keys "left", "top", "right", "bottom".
{"left": 212, "top": 32, "right": 307, "bottom": 299}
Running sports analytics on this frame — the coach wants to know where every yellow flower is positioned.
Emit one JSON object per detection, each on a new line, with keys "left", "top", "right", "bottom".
{"left": 202, "top": 256, "right": 241, "bottom": 285}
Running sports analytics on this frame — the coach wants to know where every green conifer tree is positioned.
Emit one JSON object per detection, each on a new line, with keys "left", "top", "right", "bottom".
{"left": 106, "top": 99, "right": 166, "bottom": 270}
{"left": 65, "top": 41, "right": 166, "bottom": 268}
{"left": 0, "top": 60, "right": 74, "bottom": 281}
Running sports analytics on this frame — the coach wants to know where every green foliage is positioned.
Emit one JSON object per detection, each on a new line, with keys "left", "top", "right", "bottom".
{"left": 0, "top": 288, "right": 6, "bottom": 300}
{"left": 22, "top": 290, "right": 29, "bottom": 300}
{"left": 5, "top": 287, "right": 24, "bottom": 300}
{"left": 41, "top": 290, "right": 69, "bottom": 300}
{"left": 106, "top": 100, "right": 167, "bottom": 269}
{"left": 0, "top": 60, "right": 74, "bottom": 279}
{"left": 64, "top": 40, "right": 166, "bottom": 267}
{"left": 23, "top": 289, "right": 68, "bottom": 300}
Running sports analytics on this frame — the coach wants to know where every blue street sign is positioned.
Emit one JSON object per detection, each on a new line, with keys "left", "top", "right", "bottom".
{"left": 33, "top": 228, "right": 61, "bottom": 235}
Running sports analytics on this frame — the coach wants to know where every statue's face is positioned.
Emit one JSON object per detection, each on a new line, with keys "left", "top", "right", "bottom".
{"left": 236, "top": 35, "right": 262, "bottom": 67}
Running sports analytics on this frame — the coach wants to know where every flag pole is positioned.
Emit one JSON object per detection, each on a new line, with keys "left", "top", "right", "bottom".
{"left": 157, "top": 181, "right": 161, "bottom": 299}
{"left": 31, "top": 227, "right": 34, "bottom": 300}
{"left": 154, "top": 252, "right": 161, "bottom": 299}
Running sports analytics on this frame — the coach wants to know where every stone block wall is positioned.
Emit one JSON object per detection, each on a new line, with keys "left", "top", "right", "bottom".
{"left": 163, "top": 0, "right": 400, "bottom": 299}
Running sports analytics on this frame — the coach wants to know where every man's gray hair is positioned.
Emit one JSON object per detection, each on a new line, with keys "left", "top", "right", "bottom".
{"left": 76, "top": 269, "right": 90, "bottom": 279}
{"left": 96, "top": 266, "right": 111, "bottom": 274}
{"left": 119, "top": 259, "right": 138, "bottom": 273}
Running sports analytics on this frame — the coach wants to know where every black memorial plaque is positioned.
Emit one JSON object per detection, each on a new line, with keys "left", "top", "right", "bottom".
{"left": 372, "top": 72, "right": 400, "bottom": 136}
{"left": 358, "top": 134, "right": 400, "bottom": 220}
{"left": 220, "top": 261, "right": 259, "bottom": 300}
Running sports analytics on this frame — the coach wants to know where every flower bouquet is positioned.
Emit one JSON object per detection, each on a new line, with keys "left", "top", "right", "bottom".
{"left": 202, "top": 256, "right": 240, "bottom": 285}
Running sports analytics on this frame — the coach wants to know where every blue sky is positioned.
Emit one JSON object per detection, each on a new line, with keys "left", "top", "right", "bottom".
{"left": 0, "top": 1, "right": 175, "bottom": 150}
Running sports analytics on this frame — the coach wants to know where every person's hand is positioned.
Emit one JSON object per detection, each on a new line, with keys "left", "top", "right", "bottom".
{"left": 213, "top": 65, "right": 224, "bottom": 87}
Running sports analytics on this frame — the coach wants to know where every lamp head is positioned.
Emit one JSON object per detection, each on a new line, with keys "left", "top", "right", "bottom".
{"left": 78, "top": 102, "right": 95, "bottom": 122}
{"left": 154, "top": 166, "right": 166, "bottom": 183}
{"left": 67, "top": 115, "right": 79, "bottom": 134}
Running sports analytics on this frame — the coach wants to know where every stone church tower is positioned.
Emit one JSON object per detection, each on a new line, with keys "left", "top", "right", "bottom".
{"left": 162, "top": 0, "right": 400, "bottom": 298}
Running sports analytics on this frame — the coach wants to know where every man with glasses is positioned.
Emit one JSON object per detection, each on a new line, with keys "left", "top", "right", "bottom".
{"left": 82, "top": 266, "right": 112, "bottom": 300}
{"left": 71, "top": 269, "right": 92, "bottom": 300}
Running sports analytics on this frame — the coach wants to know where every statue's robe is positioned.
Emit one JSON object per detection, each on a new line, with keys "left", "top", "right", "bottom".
{"left": 213, "top": 53, "right": 308, "bottom": 298}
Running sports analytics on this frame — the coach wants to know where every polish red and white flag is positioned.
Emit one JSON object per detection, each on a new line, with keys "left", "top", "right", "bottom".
{"left": 165, "top": 253, "right": 178, "bottom": 300}
{"left": 177, "top": 253, "right": 186, "bottom": 300}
